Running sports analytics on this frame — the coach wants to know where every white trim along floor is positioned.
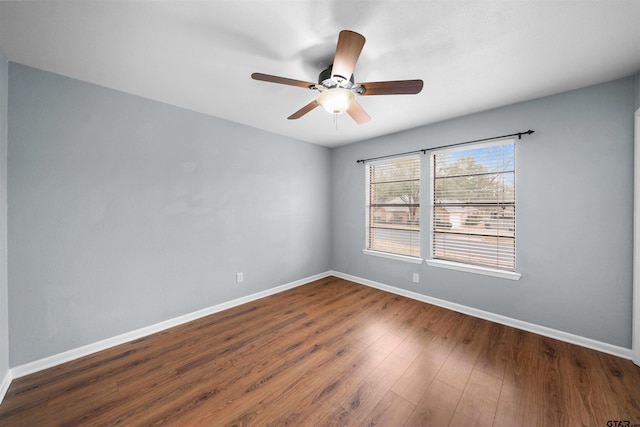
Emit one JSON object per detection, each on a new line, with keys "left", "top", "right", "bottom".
{"left": 0, "top": 270, "right": 632, "bottom": 405}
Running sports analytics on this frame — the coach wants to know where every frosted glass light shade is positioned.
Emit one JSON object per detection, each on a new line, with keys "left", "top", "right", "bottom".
{"left": 317, "top": 89, "right": 356, "bottom": 114}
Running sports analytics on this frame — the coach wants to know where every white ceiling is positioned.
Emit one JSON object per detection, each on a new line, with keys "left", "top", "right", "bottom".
{"left": 1, "top": 1, "right": 639, "bottom": 147}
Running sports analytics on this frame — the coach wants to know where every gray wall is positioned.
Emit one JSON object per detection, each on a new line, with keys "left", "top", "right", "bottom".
{"left": 0, "top": 50, "right": 8, "bottom": 382}
{"left": 636, "top": 71, "right": 640, "bottom": 110}
{"left": 332, "top": 76, "right": 635, "bottom": 348}
{"left": 7, "top": 64, "right": 331, "bottom": 366}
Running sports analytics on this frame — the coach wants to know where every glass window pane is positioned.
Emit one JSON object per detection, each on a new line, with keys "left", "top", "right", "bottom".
{"left": 367, "top": 155, "right": 420, "bottom": 258}
{"left": 432, "top": 140, "right": 515, "bottom": 270}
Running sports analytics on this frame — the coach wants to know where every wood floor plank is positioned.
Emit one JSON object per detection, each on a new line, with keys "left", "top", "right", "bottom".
{"left": 296, "top": 398, "right": 361, "bottom": 427}
{"left": 539, "top": 337, "right": 574, "bottom": 426}
{"left": 223, "top": 331, "right": 397, "bottom": 426}
{"left": 558, "top": 342, "right": 611, "bottom": 426}
{"left": 390, "top": 332, "right": 450, "bottom": 405}
{"left": 419, "top": 303, "right": 465, "bottom": 335}
{"left": 143, "top": 351, "right": 301, "bottom": 426}
{"left": 475, "top": 321, "right": 509, "bottom": 380}
{"left": 217, "top": 347, "right": 359, "bottom": 426}
{"left": 494, "top": 328, "right": 543, "bottom": 427}
{"left": 465, "top": 368, "right": 503, "bottom": 403}
{"left": 339, "top": 352, "right": 413, "bottom": 421}
{"left": 1, "top": 276, "right": 639, "bottom": 427}
{"left": 597, "top": 351, "right": 640, "bottom": 420}
{"left": 361, "top": 390, "right": 415, "bottom": 427}
{"left": 162, "top": 321, "right": 356, "bottom": 425}
{"left": 449, "top": 391, "right": 497, "bottom": 427}
{"left": 449, "top": 369, "right": 502, "bottom": 426}
{"left": 299, "top": 332, "right": 404, "bottom": 410}
{"left": 405, "top": 379, "right": 462, "bottom": 426}
{"left": 435, "top": 315, "right": 491, "bottom": 391}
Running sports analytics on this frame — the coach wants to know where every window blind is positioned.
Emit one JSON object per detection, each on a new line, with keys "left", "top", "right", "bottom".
{"left": 432, "top": 140, "right": 515, "bottom": 270}
{"left": 366, "top": 155, "right": 420, "bottom": 258}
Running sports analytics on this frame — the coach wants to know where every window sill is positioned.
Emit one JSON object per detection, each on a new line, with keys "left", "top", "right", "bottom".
{"left": 363, "top": 250, "right": 423, "bottom": 264}
{"left": 426, "top": 259, "right": 521, "bottom": 280}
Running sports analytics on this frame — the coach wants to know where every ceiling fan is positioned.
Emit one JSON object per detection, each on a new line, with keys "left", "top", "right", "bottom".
{"left": 251, "top": 30, "right": 423, "bottom": 124}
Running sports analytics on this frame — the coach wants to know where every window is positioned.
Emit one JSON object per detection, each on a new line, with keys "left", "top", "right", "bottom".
{"left": 365, "top": 155, "right": 420, "bottom": 261}
{"left": 431, "top": 139, "right": 516, "bottom": 271}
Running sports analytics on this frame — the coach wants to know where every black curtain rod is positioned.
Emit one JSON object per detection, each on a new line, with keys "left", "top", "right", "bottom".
{"left": 355, "top": 129, "right": 534, "bottom": 164}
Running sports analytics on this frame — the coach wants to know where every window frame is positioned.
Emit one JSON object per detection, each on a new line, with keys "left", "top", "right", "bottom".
{"left": 426, "top": 139, "right": 521, "bottom": 280}
{"left": 363, "top": 154, "right": 423, "bottom": 264}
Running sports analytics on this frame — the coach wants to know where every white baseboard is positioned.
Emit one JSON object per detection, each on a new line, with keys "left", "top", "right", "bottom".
{"left": 330, "top": 270, "right": 633, "bottom": 360}
{"left": 0, "top": 369, "right": 11, "bottom": 404}
{"left": 9, "top": 271, "right": 332, "bottom": 381}
{"left": 4, "top": 268, "right": 632, "bottom": 406}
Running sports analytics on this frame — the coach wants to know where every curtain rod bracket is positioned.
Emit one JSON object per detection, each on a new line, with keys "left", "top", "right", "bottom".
{"left": 518, "top": 130, "right": 534, "bottom": 140}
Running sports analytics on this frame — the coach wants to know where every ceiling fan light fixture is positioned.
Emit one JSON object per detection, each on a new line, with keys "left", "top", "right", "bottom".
{"left": 317, "top": 88, "right": 356, "bottom": 115}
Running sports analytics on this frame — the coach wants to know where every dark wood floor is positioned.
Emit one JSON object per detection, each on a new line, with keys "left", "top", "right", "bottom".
{"left": 1, "top": 276, "right": 639, "bottom": 426}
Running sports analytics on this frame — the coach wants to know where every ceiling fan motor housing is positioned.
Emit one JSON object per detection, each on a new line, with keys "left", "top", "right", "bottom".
{"left": 318, "top": 65, "right": 364, "bottom": 95}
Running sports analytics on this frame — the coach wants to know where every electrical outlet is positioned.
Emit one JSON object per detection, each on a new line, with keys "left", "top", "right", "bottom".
{"left": 412, "top": 273, "right": 419, "bottom": 283}
{"left": 236, "top": 272, "right": 244, "bottom": 283}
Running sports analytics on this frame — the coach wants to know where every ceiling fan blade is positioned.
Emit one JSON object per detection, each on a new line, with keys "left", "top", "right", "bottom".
{"left": 251, "top": 73, "right": 316, "bottom": 89}
{"left": 288, "top": 100, "right": 320, "bottom": 120}
{"left": 347, "top": 101, "right": 370, "bottom": 124}
{"left": 331, "top": 30, "right": 366, "bottom": 81}
{"left": 360, "top": 80, "right": 424, "bottom": 96}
